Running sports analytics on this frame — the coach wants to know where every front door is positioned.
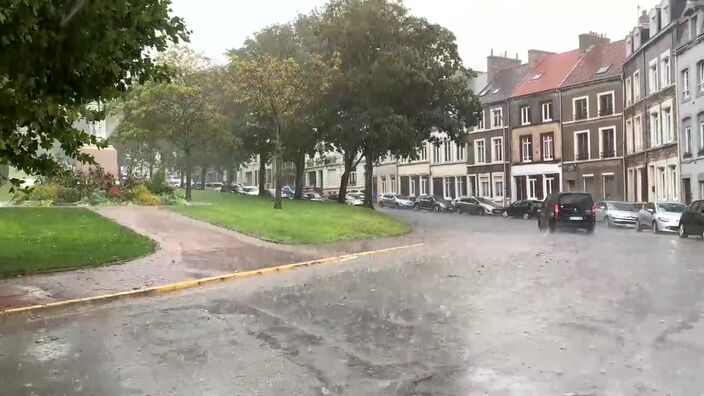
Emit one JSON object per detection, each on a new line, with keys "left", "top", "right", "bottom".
{"left": 683, "top": 178, "right": 692, "bottom": 205}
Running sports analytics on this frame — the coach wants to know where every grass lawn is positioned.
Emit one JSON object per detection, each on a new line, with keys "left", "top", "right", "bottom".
{"left": 170, "top": 190, "right": 410, "bottom": 244}
{"left": 0, "top": 208, "right": 156, "bottom": 277}
{"left": 0, "top": 185, "right": 10, "bottom": 202}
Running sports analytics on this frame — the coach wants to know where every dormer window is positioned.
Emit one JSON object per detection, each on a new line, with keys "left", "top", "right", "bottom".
{"left": 596, "top": 65, "right": 612, "bottom": 75}
{"left": 661, "top": 2, "right": 670, "bottom": 26}
{"left": 531, "top": 73, "right": 544, "bottom": 80}
{"left": 650, "top": 9, "right": 659, "bottom": 34}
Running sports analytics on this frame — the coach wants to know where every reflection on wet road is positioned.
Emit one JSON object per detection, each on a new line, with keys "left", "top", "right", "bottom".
{"left": 1, "top": 211, "right": 703, "bottom": 395}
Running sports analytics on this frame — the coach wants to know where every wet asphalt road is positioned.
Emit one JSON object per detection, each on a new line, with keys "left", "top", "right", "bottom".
{"left": 1, "top": 210, "right": 704, "bottom": 395}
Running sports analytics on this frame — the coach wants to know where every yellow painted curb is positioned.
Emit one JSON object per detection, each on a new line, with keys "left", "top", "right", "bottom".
{"left": 0, "top": 243, "right": 423, "bottom": 317}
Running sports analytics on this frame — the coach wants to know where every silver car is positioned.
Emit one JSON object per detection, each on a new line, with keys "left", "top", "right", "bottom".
{"left": 594, "top": 201, "right": 638, "bottom": 228}
{"left": 635, "top": 202, "right": 687, "bottom": 233}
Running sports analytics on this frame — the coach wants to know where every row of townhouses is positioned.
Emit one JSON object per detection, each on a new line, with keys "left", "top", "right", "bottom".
{"left": 236, "top": 0, "right": 704, "bottom": 205}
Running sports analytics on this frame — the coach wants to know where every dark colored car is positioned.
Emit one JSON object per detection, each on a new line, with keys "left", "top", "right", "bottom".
{"left": 327, "top": 193, "right": 338, "bottom": 201}
{"left": 413, "top": 195, "right": 454, "bottom": 212}
{"left": 538, "top": 192, "right": 595, "bottom": 233}
{"left": 455, "top": 197, "right": 485, "bottom": 215}
{"left": 678, "top": 200, "right": 704, "bottom": 239}
{"left": 502, "top": 200, "right": 543, "bottom": 219}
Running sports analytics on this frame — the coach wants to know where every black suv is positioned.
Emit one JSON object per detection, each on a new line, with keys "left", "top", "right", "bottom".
{"left": 538, "top": 192, "right": 595, "bottom": 233}
{"left": 678, "top": 200, "right": 704, "bottom": 239}
{"left": 413, "top": 195, "right": 454, "bottom": 212}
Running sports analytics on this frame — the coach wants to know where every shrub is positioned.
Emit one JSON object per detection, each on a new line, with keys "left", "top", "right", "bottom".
{"left": 125, "top": 184, "right": 150, "bottom": 201}
{"left": 89, "top": 191, "right": 109, "bottom": 206}
{"left": 136, "top": 191, "right": 161, "bottom": 206}
{"left": 106, "top": 185, "right": 123, "bottom": 201}
{"left": 38, "top": 199, "right": 54, "bottom": 207}
{"left": 56, "top": 188, "right": 82, "bottom": 204}
{"left": 149, "top": 168, "right": 173, "bottom": 195}
{"left": 29, "top": 184, "right": 65, "bottom": 201}
{"left": 11, "top": 190, "right": 29, "bottom": 204}
{"left": 159, "top": 193, "right": 187, "bottom": 206}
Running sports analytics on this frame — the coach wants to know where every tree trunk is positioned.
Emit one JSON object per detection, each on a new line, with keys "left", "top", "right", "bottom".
{"left": 258, "top": 150, "right": 267, "bottom": 197}
{"left": 273, "top": 152, "right": 283, "bottom": 209}
{"left": 180, "top": 170, "right": 184, "bottom": 188}
{"left": 337, "top": 151, "right": 356, "bottom": 204}
{"left": 226, "top": 166, "right": 234, "bottom": 186}
{"left": 185, "top": 155, "right": 193, "bottom": 202}
{"left": 363, "top": 145, "right": 374, "bottom": 209}
{"left": 294, "top": 151, "right": 305, "bottom": 200}
{"left": 200, "top": 167, "right": 207, "bottom": 190}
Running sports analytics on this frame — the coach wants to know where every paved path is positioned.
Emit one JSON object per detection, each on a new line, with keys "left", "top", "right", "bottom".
{"left": 0, "top": 207, "right": 317, "bottom": 309}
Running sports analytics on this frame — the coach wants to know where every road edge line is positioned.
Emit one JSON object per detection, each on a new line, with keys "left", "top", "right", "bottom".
{"left": 0, "top": 243, "right": 423, "bottom": 317}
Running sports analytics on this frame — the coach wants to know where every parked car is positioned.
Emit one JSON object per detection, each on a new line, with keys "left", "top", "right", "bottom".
{"left": 345, "top": 194, "right": 364, "bottom": 206}
{"left": 378, "top": 193, "right": 414, "bottom": 209}
{"left": 347, "top": 189, "right": 365, "bottom": 196}
{"left": 636, "top": 202, "right": 686, "bottom": 233}
{"left": 327, "top": 193, "right": 338, "bottom": 201}
{"left": 678, "top": 200, "right": 704, "bottom": 239}
{"left": 501, "top": 200, "right": 543, "bottom": 219}
{"left": 240, "top": 186, "right": 259, "bottom": 196}
{"left": 302, "top": 192, "right": 325, "bottom": 202}
{"left": 282, "top": 186, "right": 295, "bottom": 199}
{"left": 538, "top": 192, "right": 595, "bottom": 233}
{"left": 413, "top": 195, "right": 454, "bottom": 212}
{"left": 470, "top": 196, "right": 504, "bottom": 215}
{"left": 594, "top": 201, "right": 638, "bottom": 228}
{"left": 455, "top": 197, "right": 485, "bottom": 215}
{"left": 204, "top": 182, "right": 223, "bottom": 191}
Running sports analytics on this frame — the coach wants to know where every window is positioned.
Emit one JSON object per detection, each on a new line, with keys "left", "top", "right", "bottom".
{"left": 474, "top": 139, "right": 486, "bottom": 164}
{"left": 420, "top": 143, "right": 428, "bottom": 161}
{"left": 432, "top": 144, "right": 441, "bottom": 163}
{"left": 491, "top": 108, "right": 503, "bottom": 128}
{"left": 457, "top": 177, "right": 466, "bottom": 197}
{"left": 633, "top": 70, "right": 641, "bottom": 100}
{"left": 390, "top": 175, "right": 397, "bottom": 193}
{"left": 532, "top": 73, "right": 544, "bottom": 80}
{"left": 521, "top": 136, "right": 532, "bottom": 163}
{"left": 625, "top": 77, "right": 632, "bottom": 105}
{"left": 682, "top": 69, "right": 690, "bottom": 98}
{"left": 477, "top": 110, "right": 484, "bottom": 130}
{"left": 520, "top": 105, "right": 531, "bottom": 125}
{"left": 662, "top": 105, "right": 673, "bottom": 143}
{"left": 444, "top": 142, "right": 453, "bottom": 162}
{"left": 444, "top": 177, "right": 452, "bottom": 198}
{"left": 492, "top": 174, "right": 504, "bottom": 199}
{"left": 626, "top": 118, "right": 634, "bottom": 154}
{"left": 545, "top": 177, "right": 555, "bottom": 196}
{"left": 420, "top": 176, "right": 427, "bottom": 195}
{"left": 381, "top": 176, "right": 387, "bottom": 193}
{"left": 598, "top": 92, "right": 614, "bottom": 116}
{"left": 670, "top": 166, "right": 678, "bottom": 200}
{"left": 542, "top": 102, "right": 553, "bottom": 122}
{"left": 456, "top": 143, "right": 465, "bottom": 161}
{"left": 349, "top": 171, "right": 357, "bottom": 186}
{"left": 661, "top": 54, "right": 671, "bottom": 87}
{"left": 634, "top": 114, "right": 643, "bottom": 151}
{"left": 574, "top": 97, "right": 588, "bottom": 120}
{"left": 479, "top": 175, "right": 490, "bottom": 197}
{"left": 685, "top": 126, "right": 692, "bottom": 154}
{"left": 596, "top": 65, "right": 611, "bottom": 75}
{"left": 649, "top": 59, "right": 659, "bottom": 93}
{"left": 701, "top": 120, "right": 704, "bottom": 153}
{"left": 528, "top": 177, "right": 538, "bottom": 199}
{"left": 650, "top": 110, "right": 661, "bottom": 147}
{"left": 698, "top": 62, "right": 704, "bottom": 94}
{"left": 600, "top": 127, "right": 616, "bottom": 158}
{"left": 575, "top": 130, "right": 590, "bottom": 160}
{"left": 491, "top": 137, "right": 503, "bottom": 163}
{"left": 542, "top": 133, "right": 554, "bottom": 161}
{"left": 659, "top": 167, "right": 666, "bottom": 200}
{"left": 584, "top": 175, "right": 594, "bottom": 192}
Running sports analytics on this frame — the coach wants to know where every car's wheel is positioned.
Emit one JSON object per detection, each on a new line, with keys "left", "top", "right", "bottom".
{"left": 604, "top": 216, "right": 612, "bottom": 228}
{"left": 413, "top": 204, "right": 420, "bottom": 211}
{"left": 679, "top": 224, "right": 688, "bottom": 239}
{"left": 635, "top": 220, "right": 642, "bottom": 232}
{"left": 456, "top": 207, "right": 463, "bottom": 215}
{"left": 652, "top": 221, "right": 660, "bottom": 234}
{"left": 502, "top": 211, "right": 509, "bottom": 218}
{"left": 394, "top": 202, "right": 400, "bottom": 209}
{"left": 432, "top": 205, "right": 440, "bottom": 213}
{"left": 586, "top": 224, "right": 595, "bottom": 234}
{"left": 523, "top": 212, "right": 530, "bottom": 220}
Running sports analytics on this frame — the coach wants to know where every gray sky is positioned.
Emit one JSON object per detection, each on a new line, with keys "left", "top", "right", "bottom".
{"left": 170, "top": 0, "right": 656, "bottom": 72}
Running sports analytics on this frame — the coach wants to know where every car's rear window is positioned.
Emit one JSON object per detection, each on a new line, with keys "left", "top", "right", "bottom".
{"left": 609, "top": 202, "right": 635, "bottom": 211}
{"left": 658, "top": 203, "right": 685, "bottom": 213}
{"left": 559, "top": 194, "right": 593, "bottom": 209}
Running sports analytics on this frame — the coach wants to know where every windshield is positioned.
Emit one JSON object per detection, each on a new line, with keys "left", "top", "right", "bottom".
{"left": 477, "top": 197, "right": 498, "bottom": 207}
{"left": 396, "top": 195, "right": 409, "bottom": 200}
{"left": 432, "top": 195, "right": 447, "bottom": 202}
{"left": 658, "top": 203, "right": 685, "bottom": 213}
{"left": 608, "top": 202, "right": 635, "bottom": 211}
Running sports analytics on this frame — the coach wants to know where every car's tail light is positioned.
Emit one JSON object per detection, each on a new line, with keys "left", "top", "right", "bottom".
{"left": 591, "top": 204, "right": 596, "bottom": 216}
{"left": 553, "top": 203, "right": 560, "bottom": 217}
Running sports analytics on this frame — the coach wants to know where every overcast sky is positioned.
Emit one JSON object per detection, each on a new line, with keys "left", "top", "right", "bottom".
{"left": 170, "top": 0, "right": 656, "bottom": 72}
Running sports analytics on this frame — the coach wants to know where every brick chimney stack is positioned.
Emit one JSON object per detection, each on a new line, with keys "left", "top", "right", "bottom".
{"left": 528, "top": 49, "right": 555, "bottom": 67}
{"left": 579, "top": 32, "right": 611, "bottom": 52}
{"left": 486, "top": 49, "right": 522, "bottom": 81}
{"left": 638, "top": 9, "right": 650, "bottom": 28}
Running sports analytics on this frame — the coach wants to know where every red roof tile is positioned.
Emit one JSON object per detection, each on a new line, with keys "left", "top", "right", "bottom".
{"left": 511, "top": 49, "right": 583, "bottom": 97}
{"left": 562, "top": 40, "right": 627, "bottom": 87}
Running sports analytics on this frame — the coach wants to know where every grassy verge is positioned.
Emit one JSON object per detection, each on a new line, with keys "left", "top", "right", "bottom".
{"left": 170, "top": 190, "right": 410, "bottom": 244}
{"left": 0, "top": 208, "right": 157, "bottom": 277}
{"left": 0, "top": 185, "right": 10, "bottom": 202}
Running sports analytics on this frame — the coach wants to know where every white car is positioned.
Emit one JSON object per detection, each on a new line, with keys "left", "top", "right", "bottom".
{"left": 240, "top": 186, "right": 259, "bottom": 196}
{"left": 635, "top": 202, "right": 687, "bottom": 233}
{"left": 345, "top": 194, "right": 364, "bottom": 206}
{"left": 204, "top": 182, "right": 223, "bottom": 191}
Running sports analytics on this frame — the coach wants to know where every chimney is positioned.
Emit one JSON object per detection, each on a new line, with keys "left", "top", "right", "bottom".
{"left": 486, "top": 51, "right": 522, "bottom": 81}
{"left": 579, "top": 32, "right": 611, "bottom": 52}
{"left": 528, "top": 49, "right": 555, "bottom": 67}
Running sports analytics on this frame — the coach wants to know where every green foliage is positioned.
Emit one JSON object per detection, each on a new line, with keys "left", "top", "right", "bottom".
{"left": 58, "top": 188, "right": 82, "bottom": 204}
{"left": 149, "top": 168, "right": 173, "bottom": 195}
{"left": 135, "top": 191, "right": 161, "bottom": 206}
{"left": 11, "top": 190, "right": 28, "bottom": 204}
{"left": 29, "top": 184, "right": 65, "bottom": 201}
{"left": 0, "top": 0, "right": 189, "bottom": 186}
{"left": 88, "top": 191, "right": 109, "bottom": 206}
{"left": 158, "top": 193, "right": 186, "bottom": 206}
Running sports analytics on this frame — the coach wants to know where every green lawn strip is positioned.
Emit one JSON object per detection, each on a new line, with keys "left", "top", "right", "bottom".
{"left": 0, "top": 208, "right": 157, "bottom": 277}
{"left": 170, "top": 190, "right": 410, "bottom": 244}
{"left": 0, "top": 185, "right": 11, "bottom": 202}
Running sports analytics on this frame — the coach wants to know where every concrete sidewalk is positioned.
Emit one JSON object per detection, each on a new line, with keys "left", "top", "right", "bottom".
{"left": 0, "top": 207, "right": 420, "bottom": 310}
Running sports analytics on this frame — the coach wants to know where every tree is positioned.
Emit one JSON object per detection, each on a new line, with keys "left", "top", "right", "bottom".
{"left": 115, "top": 47, "right": 227, "bottom": 201}
{"left": 317, "top": 0, "right": 480, "bottom": 208}
{"left": 0, "top": 0, "right": 188, "bottom": 187}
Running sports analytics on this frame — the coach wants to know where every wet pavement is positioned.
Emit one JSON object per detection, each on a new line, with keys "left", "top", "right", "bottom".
{"left": 1, "top": 210, "right": 703, "bottom": 395}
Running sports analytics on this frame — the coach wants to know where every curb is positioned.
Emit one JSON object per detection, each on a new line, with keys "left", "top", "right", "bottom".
{"left": 0, "top": 243, "right": 423, "bottom": 317}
